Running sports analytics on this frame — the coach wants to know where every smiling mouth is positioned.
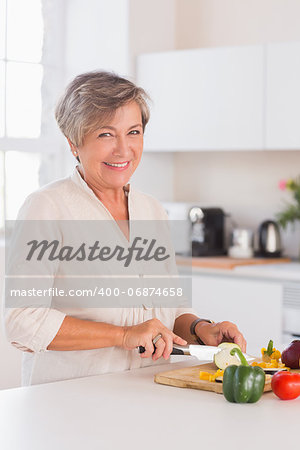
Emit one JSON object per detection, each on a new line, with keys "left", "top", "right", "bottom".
{"left": 103, "top": 161, "right": 129, "bottom": 168}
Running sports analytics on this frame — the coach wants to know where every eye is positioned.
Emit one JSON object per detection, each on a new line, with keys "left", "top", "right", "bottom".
{"left": 129, "top": 130, "right": 141, "bottom": 135}
{"left": 98, "top": 132, "right": 112, "bottom": 138}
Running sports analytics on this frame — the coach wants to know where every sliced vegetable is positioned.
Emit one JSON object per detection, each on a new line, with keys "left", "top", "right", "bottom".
{"left": 252, "top": 360, "right": 286, "bottom": 369}
{"left": 213, "top": 343, "right": 241, "bottom": 370}
{"left": 199, "top": 369, "right": 224, "bottom": 382}
{"left": 217, "top": 342, "right": 239, "bottom": 350}
{"left": 222, "top": 348, "right": 265, "bottom": 403}
{"left": 270, "top": 349, "right": 281, "bottom": 360}
{"left": 281, "top": 340, "right": 300, "bottom": 369}
{"left": 271, "top": 371, "right": 300, "bottom": 400}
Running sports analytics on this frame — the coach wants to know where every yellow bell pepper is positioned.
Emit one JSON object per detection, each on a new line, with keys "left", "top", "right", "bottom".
{"left": 252, "top": 360, "right": 286, "bottom": 369}
{"left": 261, "top": 340, "right": 281, "bottom": 362}
{"left": 199, "top": 369, "right": 224, "bottom": 382}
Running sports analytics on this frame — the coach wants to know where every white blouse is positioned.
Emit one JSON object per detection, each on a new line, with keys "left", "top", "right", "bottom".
{"left": 4, "top": 166, "right": 195, "bottom": 385}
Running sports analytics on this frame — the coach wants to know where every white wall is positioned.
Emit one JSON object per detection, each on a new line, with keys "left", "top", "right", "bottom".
{"left": 64, "top": 0, "right": 130, "bottom": 80}
{"left": 176, "top": 0, "right": 300, "bottom": 49}
{"left": 131, "top": 152, "right": 175, "bottom": 201}
{"left": 129, "top": 0, "right": 176, "bottom": 74}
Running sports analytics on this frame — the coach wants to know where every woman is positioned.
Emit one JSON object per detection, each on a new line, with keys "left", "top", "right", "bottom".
{"left": 5, "top": 71, "right": 246, "bottom": 385}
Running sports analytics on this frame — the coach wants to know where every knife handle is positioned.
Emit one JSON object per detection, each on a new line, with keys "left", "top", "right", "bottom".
{"left": 138, "top": 345, "right": 185, "bottom": 355}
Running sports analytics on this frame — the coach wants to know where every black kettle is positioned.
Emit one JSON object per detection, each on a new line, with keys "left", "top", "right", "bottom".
{"left": 257, "top": 220, "right": 282, "bottom": 257}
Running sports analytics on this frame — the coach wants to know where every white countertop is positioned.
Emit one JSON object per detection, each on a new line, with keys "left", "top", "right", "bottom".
{"left": 0, "top": 358, "right": 298, "bottom": 450}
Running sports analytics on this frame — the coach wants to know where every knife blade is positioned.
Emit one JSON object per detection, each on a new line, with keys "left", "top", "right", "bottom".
{"left": 138, "top": 344, "right": 254, "bottom": 362}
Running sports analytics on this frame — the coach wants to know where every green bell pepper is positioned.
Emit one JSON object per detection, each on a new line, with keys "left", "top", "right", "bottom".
{"left": 222, "top": 348, "right": 265, "bottom": 403}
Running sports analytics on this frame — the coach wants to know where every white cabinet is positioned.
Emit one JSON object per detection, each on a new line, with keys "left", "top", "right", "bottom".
{"left": 266, "top": 42, "right": 300, "bottom": 150}
{"left": 137, "top": 46, "right": 264, "bottom": 151}
{"left": 192, "top": 274, "right": 283, "bottom": 355}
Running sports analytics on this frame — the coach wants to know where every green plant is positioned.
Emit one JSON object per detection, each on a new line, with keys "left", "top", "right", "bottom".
{"left": 276, "top": 177, "right": 300, "bottom": 229}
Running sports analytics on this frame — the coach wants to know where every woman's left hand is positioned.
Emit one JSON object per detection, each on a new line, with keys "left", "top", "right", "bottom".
{"left": 195, "top": 321, "right": 247, "bottom": 352}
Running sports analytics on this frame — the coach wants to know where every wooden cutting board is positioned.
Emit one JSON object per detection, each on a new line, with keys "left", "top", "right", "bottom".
{"left": 154, "top": 363, "right": 272, "bottom": 394}
{"left": 176, "top": 256, "right": 291, "bottom": 270}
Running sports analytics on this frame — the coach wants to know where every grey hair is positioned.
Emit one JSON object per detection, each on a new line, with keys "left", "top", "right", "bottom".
{"left": 55, "top": 71, "right": 150, "bottom": 147}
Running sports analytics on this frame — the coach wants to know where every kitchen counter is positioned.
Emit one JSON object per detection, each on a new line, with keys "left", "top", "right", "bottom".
{"left": 177, "top": 255, "right": 291, "bottom": 270}
{"left": 0, "top": 359, "right": 297, "bottom": 450}
{"left": 177, "top": 257, "right": 300, "bottom": 282}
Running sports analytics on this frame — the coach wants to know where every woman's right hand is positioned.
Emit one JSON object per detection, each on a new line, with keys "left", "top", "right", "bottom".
{"left": 121, "top": 318, "right": 187, "bottom": 361}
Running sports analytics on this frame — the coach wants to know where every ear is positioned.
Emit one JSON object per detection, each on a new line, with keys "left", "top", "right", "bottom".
{"left": 67, "top": 138, "right": 78, "bottom": 157}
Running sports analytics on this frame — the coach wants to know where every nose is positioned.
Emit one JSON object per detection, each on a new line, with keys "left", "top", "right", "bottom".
{"left": 112, "top": 134, "right": 131, "bottom": 158}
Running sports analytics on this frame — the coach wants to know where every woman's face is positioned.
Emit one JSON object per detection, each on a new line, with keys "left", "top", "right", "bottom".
{"left": 73, "top": 101, "right": 144, "bottom": 191}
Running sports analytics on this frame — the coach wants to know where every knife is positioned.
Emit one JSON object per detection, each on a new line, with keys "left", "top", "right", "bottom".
{"left": 138, "top": 344, "right": 254, "bottom": 362}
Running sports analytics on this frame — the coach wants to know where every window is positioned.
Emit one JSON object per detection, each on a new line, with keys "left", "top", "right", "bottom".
{"left": 1, "top": 0, "right": 43, "bottom": 139}
{"left": 3, "top": 151, "right": 41, "bottom": 222}
{"left": 0, "top": 0, "right": 46, "bottom": 230}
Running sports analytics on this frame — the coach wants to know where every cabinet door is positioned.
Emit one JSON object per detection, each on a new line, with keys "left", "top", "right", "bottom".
{"left": 192, "top": 275, "right": 283, "bottom": 355}
{"left": 266, "top": 42, "right": 300, "bottom": 150}
{"left": 137, "top": 46, "right": 264, "bottom": 151}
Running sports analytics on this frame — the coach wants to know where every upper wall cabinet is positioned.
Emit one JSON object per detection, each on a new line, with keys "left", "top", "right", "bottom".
{"left": 266, "top": 42, "right": 300, "bottom": 150}
{"left": 137, "top": 46, "right": 264, "bottom": 151}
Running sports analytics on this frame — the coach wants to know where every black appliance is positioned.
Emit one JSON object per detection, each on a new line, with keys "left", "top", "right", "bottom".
{"left": 189, "top": 207, "right": 226, "bottom": 257}
{"left": 257, "top": 220, "right": 282, "bottom": 257}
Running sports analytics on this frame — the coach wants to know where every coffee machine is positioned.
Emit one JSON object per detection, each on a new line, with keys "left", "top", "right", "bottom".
{"left": 189, "top": 207, "right": 226, "bottom": 257}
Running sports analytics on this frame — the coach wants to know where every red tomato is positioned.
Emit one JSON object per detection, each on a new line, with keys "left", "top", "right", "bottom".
{"left": 271, "top": 371, "right": 300, "bottom": 400}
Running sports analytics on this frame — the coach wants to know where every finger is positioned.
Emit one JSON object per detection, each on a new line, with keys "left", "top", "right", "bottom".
{"left": 173, "top": 334, "right": 187, "bottom": 346}
{"left": 140, "top": 340, "right": 154, "bottom": 358}
{"left": 234, "top": 334, "right": 247, "bottom": 353}
{"left": 162, "top": 334, "right": 174, "bottom": 360}
{"left": 218, "top": 322, "right": 245, "bottom": 351}
{"left": 224, "top": 326, "right": 247, "bottom": 353}
{"left": 152, "top": 338, "right": 165, "bottom": 361}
